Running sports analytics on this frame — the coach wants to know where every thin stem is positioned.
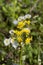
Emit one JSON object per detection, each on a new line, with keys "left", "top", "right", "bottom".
{"left": 19, "top": 44, "right": 23, "bottom": 65}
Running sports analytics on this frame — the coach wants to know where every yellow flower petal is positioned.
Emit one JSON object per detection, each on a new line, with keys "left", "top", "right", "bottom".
{"left": 21, "top": 28, "right": 30, "bottom": 35}
{"left": 17, "top": 37, "right": 22, "bottom": 43}
{"left": 25, "top": 20, "right": 30, "bottom": 25}
{"left": 17, "top": 21, "right": 25, "bottom": 29}
{"left": 25, "top": 37, "right": 32, "bottom": 44}
{"left": 13, "top": 30, "right": 21, "bottom": 36}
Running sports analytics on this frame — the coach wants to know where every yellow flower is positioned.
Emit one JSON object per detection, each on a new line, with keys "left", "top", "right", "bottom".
{"left": 25, "top": 37, "right": 32, "bottom": 44}
{"left": 17, "top": 21, "right": 25, "bottom": 29}
{"left": 21, "top": 28, "right": 30, "bottom": 35}
{"left": 17, "top": 37, "right": 22, "bottom": 43}
{"left": 13, "top": 30, "right": 22, "bottom": 36}
{"left": 25, "top": 20, "right": 30, "bottom": 25}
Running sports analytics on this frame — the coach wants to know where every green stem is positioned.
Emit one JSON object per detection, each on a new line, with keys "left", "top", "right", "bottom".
{"left": 19, "top": 46, "right": 23, "bottom": 65}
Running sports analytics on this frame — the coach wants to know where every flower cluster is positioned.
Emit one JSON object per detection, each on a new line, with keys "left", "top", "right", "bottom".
{"left": 4, "top": 14, "right": 32, "bottom": 49}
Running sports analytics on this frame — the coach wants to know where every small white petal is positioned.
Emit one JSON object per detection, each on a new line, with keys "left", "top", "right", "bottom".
{"left": 9, "top": 30, "right": 14, "bottom": 34}
{"left": 25, "top": 14, "right": 31, "bottom": 19}
{"left": 4, "top": 38, "right": 10, "bottom": 46}
{"left": 11, "top": 40, "right": 18, "bottom": 49}
{"left": 13, "top": 20, "right": 18, "bottom": 25}
{"left": 18, "top": 16, "right": 25, "bottom": 21}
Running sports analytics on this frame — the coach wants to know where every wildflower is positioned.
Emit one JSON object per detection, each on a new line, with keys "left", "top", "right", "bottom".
{"left": 4, "top": 38, "right": 11, "bottom": 46}
{"left": 17, "top": 21, "right": 25, "bottom": 29}
{"left": 13, "top": 20, "right": 18, "bottom": 25}
{"left": 25, "top": 14, "right": 31, "bottom": 19}
{"left": 18, "top": 16, "right": 25, "bottom": 21}
{"left": 11, "top": 38, "right": 18, "bottom": 49}
{"left": 4, "top": 37, "right": 18, "bottom": 49}
{"left": 25, "top": 37, "right": 32, "bottom": 44}
{"left": 12, "top": 41, "right": 18, "bottom": 49}
{"left": 9, "top": 30, "right": 14, "bottom": 34}
{"left": 17, "top": 37, "right": 22, "bottom": 43}
{"left": 14, "top": 30, "right": 22, "bottom": 36}
{"left": 21, "top": 28, "right": 30, "bottom": 35}
{"left": 25, "top": 20, "right": 30, "bottom": 25}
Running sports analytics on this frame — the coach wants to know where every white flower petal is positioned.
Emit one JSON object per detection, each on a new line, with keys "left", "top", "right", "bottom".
{"left": 9, "top": 30, "right": 14, "bottom": 34}
{"left": 13, "top": 20, "right": 18, "bottom": 25}
{"left": 4, "top": 38, "right": 11, "bottom": 46}
{"left": 18, "top": 16, "right": 25, "bottom": 21}
{"left": 11, "top": 40, "right": 18, "bottom": 49}
{"left": 25, "top": 14, "right": 31, "bottom": 19}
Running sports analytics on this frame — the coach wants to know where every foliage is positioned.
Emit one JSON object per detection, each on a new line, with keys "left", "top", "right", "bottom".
{"left": 0, "top": 0, "right": 43, "bottom": 65}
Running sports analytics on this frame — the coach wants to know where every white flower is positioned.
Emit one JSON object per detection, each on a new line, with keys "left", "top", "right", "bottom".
{"left": 11, "top": 39, "right": 18, "bottom": 49}
{"left": 12, "top": 42, "right": 18, "bottom": 49}
{"left": 18, "top": 16, "right": 25, "bottom": 21}
{"left": 25, "top": 14, "right": 31, "bottom": 19}
{"left": 4, "top": 38, "right": 11, "bottom": 46}
{"left": 9, "top": 30, "right": 14, "bottom": 34}
{"left": 13, "top": 20, "right": 18, "bottom": 25}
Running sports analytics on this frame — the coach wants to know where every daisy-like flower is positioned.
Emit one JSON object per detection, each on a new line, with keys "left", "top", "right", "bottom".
{"left": 12, "top": 41, "right": 18, "bottom": 49}
{"left": 18, "top": 16, "right": 25, "bottom": 21}
{"left": 4, "top": 38, "right": 11, "bottom": 46}
{"left": 13, "top": 20, "right": 18, "bottom": 25}
{"left": 11, "top": 38, "right": 18, "bottom": 49}
{"left": 4, "top": 37, "right": 18, "bottom": 49}
{"left": 9, "top": 30, "right": 14, "bottom": 34}
{"left": 25, "top": 14, "right": 31, "bottom": 19}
